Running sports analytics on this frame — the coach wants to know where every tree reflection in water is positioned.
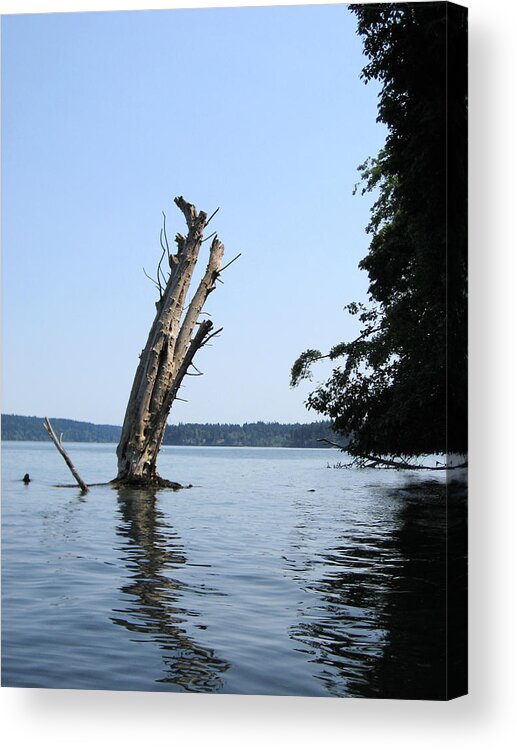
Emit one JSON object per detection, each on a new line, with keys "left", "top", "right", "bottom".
{"left": 112, "top": 488, "right": 229, "bottom": 692}
{"left": 289, "top": 478, "right": 467, "bottom": 700}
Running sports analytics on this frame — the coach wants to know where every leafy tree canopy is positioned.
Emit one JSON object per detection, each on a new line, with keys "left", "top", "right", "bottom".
{"left": 291, "top": 2, "right": 467, "bottom": 463}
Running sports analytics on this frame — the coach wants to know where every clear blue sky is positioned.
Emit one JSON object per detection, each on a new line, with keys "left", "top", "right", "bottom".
{"left": 2, "top": 2, "right": 385, "bottom": 425}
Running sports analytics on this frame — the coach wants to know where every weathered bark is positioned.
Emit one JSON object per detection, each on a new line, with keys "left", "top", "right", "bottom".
{"left": 115, "top": 197, "right": 225, "bottom": 485}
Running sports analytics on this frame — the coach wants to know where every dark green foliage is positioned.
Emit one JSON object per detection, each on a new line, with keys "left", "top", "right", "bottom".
{"left": 2, "top": 414, "right": 336, "bottom": 449}
{"left": 292, "top": 2, "right": 467, "bottom": 459}
{"left": 289, "top": 349, "right": 324, "bottom": 386}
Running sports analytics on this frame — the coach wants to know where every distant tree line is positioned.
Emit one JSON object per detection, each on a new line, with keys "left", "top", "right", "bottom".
{"left": 163, "top": 421, "right": 336, "bottom": 448}
{"left": 1, "top": 414, "right": 337, "bottom": 449}
{"left": 1, "top": 415, "right": 121, "bottom": 443}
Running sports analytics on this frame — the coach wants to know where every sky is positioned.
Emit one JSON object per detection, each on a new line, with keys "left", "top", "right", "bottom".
{"left": 1, "top": 1, "right": 386, "bottom": 426}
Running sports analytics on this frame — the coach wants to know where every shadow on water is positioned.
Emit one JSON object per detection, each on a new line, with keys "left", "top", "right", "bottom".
{"left": 112, "top": 488, "right": 229, "bottom": 692}
{"left": 289, "top": 477, "right": 467, "bottom": 700}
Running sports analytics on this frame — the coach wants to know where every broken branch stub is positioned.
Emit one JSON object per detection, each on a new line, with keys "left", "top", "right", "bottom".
{"left": 115, "top": 197, "right": 228, "bottom": 485}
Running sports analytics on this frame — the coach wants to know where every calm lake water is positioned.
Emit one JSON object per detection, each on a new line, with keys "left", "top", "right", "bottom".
{"left": 1, "top": 442, "right": 467, "bottom": 699}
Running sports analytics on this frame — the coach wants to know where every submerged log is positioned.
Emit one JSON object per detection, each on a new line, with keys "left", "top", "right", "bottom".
{"left": 115, "top": 196, "right": 230, "bottom": 486}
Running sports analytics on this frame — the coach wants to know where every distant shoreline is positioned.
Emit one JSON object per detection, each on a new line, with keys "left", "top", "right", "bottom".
{"left": 1, "top": 414, "right": 338, "bottom": 449}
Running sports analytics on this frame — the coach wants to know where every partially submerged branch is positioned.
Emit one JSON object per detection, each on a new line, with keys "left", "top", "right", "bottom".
{"left": 317, "top": 438, "right": 468, "bottom": 471}
{"left": 43, "top": 417, "right": 89, "bottom": 492}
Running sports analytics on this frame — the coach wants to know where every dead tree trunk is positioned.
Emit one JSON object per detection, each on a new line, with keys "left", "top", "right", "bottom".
{"left": 114, "top": 196, "right": 226, "bottom": 487}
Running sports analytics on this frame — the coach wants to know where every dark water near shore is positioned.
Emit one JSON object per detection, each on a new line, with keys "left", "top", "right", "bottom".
{"left": 1, "top": 442, "right": 467, "bottom": 698}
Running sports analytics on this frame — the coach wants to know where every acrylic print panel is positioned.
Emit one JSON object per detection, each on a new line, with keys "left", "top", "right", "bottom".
{"left": 1, "top": 2, "right": 467, "bottom": 699}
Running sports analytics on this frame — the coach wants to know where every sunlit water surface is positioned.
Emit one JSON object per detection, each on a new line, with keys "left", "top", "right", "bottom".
{"left": 2, "top": 442, "right": 466, "bottom": 698}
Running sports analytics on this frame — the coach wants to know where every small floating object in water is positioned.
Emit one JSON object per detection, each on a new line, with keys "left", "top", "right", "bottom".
{"left": 307, "top": 488, "right": 315, "bottom": 492}
{"left": 22, "top": 473, "right": 31, "bottom": 484}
